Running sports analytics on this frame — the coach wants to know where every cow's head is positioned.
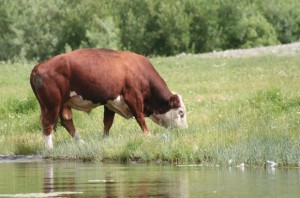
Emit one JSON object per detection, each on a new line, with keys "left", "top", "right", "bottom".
{"left": 150, "top": 94, "right": 188, "bottom": 129}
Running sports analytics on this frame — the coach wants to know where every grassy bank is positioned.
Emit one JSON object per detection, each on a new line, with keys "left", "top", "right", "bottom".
{"left": 0, "top": 52, "right": 300, "bottom": 167}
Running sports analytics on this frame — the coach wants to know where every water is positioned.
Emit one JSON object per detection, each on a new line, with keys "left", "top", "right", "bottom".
{"left": 0, "top": 160, "right": 299, "bottom": 198}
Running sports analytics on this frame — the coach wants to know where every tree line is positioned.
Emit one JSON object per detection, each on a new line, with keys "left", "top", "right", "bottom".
{"left": 0, "top": 0, "right": 300, "bottom": 61}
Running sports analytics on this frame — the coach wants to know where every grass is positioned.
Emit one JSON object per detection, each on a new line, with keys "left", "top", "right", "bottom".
{"left": 0, "top": 52, "right": 300, "bottom": 167}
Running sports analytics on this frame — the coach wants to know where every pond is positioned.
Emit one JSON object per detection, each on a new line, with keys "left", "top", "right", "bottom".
{"left": 0, "top": 158, "right": 299, "bottom": 197}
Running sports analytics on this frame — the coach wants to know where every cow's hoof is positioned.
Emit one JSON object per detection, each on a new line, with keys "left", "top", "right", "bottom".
{"left": 44, "top": 134, "right": 53, "bottom": 149}
{"left": 144, "top": 131, "right": 152, "bottom": 137}
{"left": 73, "top": 132, "right": 85, "bottom": 144}
{"left": 78, "top": 139, "right": 85, "bottom": 144}
{"left": 44, "top": 145, "right": 54, "bottom": 150}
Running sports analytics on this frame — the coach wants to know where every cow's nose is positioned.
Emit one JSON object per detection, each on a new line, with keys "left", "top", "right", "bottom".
{"left": 182, "top": 121, "right": 188, "bottom": 128}
{"left": 183, "top": 123, "right": 188, "bottom": 128}
{"left": 176, "top": 123, "right": 187, "bottom": 129}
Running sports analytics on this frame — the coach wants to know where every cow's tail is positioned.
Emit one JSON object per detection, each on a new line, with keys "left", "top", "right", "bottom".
{"left": 30, "top": 69, "right": 42, "bottom": 92}
{"left": 30, "top": 67, "right": 44, "bottom": 114}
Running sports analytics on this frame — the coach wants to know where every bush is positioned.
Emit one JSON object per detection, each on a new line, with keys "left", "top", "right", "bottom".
{"left": 81, "top": 16, "right": 120, "bottom": 50}
{"left": 187, "top": 0, "right": 279, "bottom": 52}
{"left": 235, "top": 8, "right": 279, "bottom": 48}
{"left": 259, "top": 0, "right": 300, "bottom": 44}
{"left": 144, "top": 1, "right": 191, "bottom": 55}
{"left": 217, "top": 1, "right": 279, "bottom": 49}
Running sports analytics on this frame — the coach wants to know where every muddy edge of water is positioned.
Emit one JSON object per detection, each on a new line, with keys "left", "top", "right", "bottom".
{"left": 0, "top": 155, "right": 43, "bottom": 162}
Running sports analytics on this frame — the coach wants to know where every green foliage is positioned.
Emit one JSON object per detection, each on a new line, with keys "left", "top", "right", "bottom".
{"left": 0, "top": 0, "right": 118, "bottom": 61}
{"left": 81, "top": 16, "right": 120, "bottom": 50}
{"left": 218, "top": 1, "right": 279, "bottom": 49}
{"left": 4, "top": 0, "right": 68, "bottom": 61}
{"left": 188, "top": 0, "right": 222, "bottom": 52}
{"left": 0, "top": 0, "right": 300, "bottom": 60}
{"left": 117, "top": 0, "right": 150, "bottom": 53}
{"left": 0, "top": 2, "right": 9, "bottom": 38}
{"left": 143, "top": 1, "right": 191, "bottom": 55}
{"left": 258, "top": 0, "right": 300, "bottom": 44}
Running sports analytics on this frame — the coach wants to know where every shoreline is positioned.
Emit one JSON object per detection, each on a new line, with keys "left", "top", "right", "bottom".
{"left": 0, "top": 155, "right": 43, "bottom": 162}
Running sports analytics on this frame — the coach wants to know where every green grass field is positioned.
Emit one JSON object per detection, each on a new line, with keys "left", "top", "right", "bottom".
{"left": 0, "top": 51, "right": 300, "bottom": 166}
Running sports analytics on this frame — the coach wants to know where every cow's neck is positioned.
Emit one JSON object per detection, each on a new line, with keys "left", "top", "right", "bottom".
{"left": 145, "top": 81, "right": 173, "bottom": 115}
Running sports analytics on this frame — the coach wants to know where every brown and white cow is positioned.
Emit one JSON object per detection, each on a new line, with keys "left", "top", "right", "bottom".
{"left": 30, "top": 49, "right": 187, "bottom": 149}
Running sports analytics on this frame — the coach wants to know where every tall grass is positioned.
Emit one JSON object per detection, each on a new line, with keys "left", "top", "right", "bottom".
{"left": 0, "top": 53, "right": 299, "bottom": 166}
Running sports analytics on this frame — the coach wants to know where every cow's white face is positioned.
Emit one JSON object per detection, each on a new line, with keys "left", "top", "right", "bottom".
{"left": 150, "top": 94, "right": 187, "bottom": 129}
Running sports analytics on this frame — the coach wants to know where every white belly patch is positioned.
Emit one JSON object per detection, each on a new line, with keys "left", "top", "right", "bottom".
{"left": 67, "top": 92, "right": 132, "bottom": 118}
{"left": 105, "top": 96, "right": 133, "bottom": 119}
{"left": 66, "top": 92, "right": 99, "bottom": 113}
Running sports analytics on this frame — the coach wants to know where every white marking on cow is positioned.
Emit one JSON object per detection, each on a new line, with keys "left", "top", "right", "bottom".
{"left": 149, "top": 94, "right": 187, "bottom": 128}
{"left": 73, "top": 132, "right": 85, "bottom": 144}
{"left": 66, "top": 93, "right": 100, "bottom": 113}
{"left": 44, "top": 133, "right": 53, "bottom": 149}
{"left": 105, "top": 95, "right": 133, "bottom": 119}
{"left": 70, "top": 91, "right": 77, "bottom": 97}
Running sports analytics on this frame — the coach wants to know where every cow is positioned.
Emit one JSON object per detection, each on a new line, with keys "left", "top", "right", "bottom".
{"left": 30, "top": 49, "right": 187, "bottom": 149}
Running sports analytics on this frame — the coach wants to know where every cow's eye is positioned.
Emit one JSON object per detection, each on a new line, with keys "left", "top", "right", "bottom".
{"left": 178, "top": 110, "right": 184, "bottom": 118}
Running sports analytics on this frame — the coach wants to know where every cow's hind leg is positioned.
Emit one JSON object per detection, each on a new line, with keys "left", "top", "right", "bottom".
{"left": 41, "top": 106, "right": 60, "bottom": 149}
{"left": 35, "top": 84, "right": 62, "bottom": 149}
{"left": 103, "top": 106, "right": 115, "bottom": 137}
{"left": 60, "top": 106, "right": 84, "bottom": 143}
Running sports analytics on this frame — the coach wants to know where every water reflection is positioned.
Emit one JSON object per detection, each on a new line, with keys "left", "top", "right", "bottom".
{"left": 40, "top": 161, "right": 191, "bottom": 197}
{"left": 42, "top": 162, "right": 79, "bottom": 197}
{"left": 43, "top": 163, "right": 54, "bottom": 194}
{"left": 0, "top": 160, "right": 300, "bottom": 197}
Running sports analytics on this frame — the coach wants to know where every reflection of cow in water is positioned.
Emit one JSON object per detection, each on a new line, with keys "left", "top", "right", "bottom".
{"left": 42, "top": 162, "right": 189, "bottom": 197}
{"left": 30, "top": 49, "right": 187, "bottom": 149}
{"left": 43, "top": 163, "right": 79, "bottom": 197}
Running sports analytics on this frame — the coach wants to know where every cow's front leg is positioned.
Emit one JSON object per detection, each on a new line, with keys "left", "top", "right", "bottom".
{"left": 124, "top": 91, "right": 150, "bottom": 135}
{"left": 136, "top": 114, "right": 150, "bottom": 135}
{"left": 103, "top": 106, "right": 115, "bottom": 137}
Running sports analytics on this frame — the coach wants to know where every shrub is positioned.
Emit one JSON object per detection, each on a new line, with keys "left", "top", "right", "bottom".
{"left": 259, "top": 0, "right": 300, "bottom": 44}
{"left": 237, "top": 9, "right": 279, "bottom": 48}
{"left": 186, "top": 0, "right": 222, "bottom": 52}
{"left": 217, "top": 1, "right": 279, "bottom": 49}
{"left": 80, "top": 16, "right": 120, "bottom": 50}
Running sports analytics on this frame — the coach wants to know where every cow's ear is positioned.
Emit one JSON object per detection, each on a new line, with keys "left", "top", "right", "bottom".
{"left": 169, "top": 94, "right": 180, "bottom": 109}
